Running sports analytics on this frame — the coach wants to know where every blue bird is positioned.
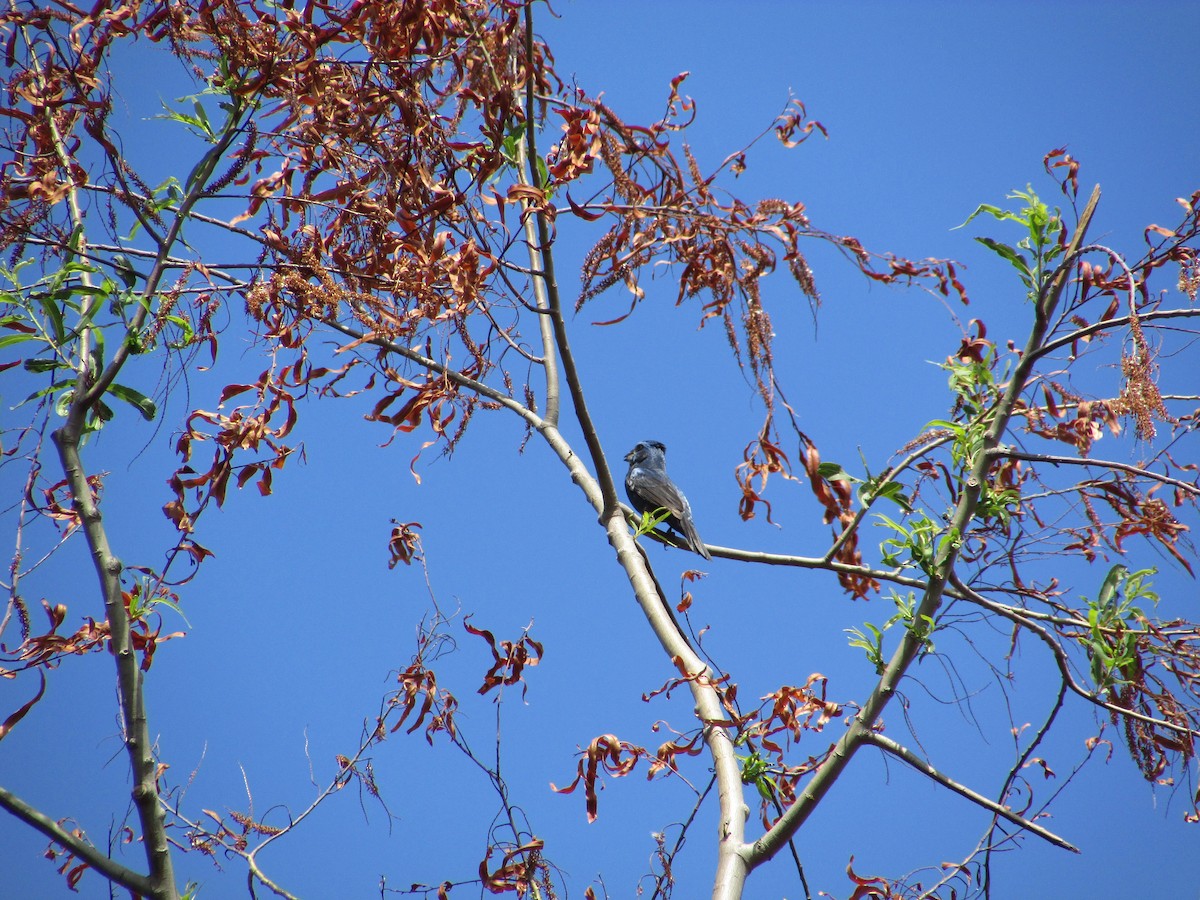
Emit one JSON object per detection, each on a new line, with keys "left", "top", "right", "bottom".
{"left": 623, "top": 440, "right": 711, "bottom": 560}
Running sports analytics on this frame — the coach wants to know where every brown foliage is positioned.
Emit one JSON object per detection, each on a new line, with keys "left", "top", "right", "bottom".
{"left": 551, "top": 733, "right": 652, "bottom": 823}
{"left": 464, "top": 618, "right": 543, "bottom": 700}
{"left": 3, "top": 1, "right": 1200, "bottom": 896}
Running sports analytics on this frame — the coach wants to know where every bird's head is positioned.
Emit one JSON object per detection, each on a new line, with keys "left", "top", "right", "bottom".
{"left": 624, "top": 440, "right": 667, "bottom": 465}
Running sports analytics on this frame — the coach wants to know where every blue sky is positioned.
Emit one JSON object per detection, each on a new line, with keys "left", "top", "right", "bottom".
{"left": 3, "top": 2, "right": 1199, "bottom": 898}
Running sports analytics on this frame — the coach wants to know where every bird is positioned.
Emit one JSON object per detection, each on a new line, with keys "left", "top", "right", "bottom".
{"left": 623, "top": 440, "right": 711, "bottom": 560}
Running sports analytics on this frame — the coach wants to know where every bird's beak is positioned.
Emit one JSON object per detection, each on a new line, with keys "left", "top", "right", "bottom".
{"left": 623, "top": 450, "right": 635, "bottom": 463}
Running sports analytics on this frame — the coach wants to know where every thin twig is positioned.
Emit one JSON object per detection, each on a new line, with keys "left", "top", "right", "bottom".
{"left": 951, "top": 574, "right": 1197, "bottom": 738}
{"left": 995, "top": 446, "right": 1200, "bottom": 497}
{"left": 860, "top": 731, "right": 1079, "bottom": 853}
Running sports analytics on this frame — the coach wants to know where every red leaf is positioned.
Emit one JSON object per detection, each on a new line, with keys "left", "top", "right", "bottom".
{"left": 565, "top": 190, "right": 604, "bottom": 221}
{"left": 0, "top": 670, "right": 46, "bottom": 740}
{"left": 219, "top": 383, "right": 256, "bottom": 404}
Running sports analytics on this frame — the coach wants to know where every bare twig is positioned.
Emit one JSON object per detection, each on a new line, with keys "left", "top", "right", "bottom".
{"left": 860, "top": 731, "right": 1078, "bottom": 852}
{"left": 995, "top": 447, "right": 1200, "bottom": 497}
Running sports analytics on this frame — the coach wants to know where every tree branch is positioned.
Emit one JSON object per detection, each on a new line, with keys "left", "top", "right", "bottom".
{"left": 951, "top": 574, "right": 1198, "bottom": 739}
{"left": 860, "top": 731, "right": 1079, "bottom": 853}
{"left": 517, "top": 0, "right": 562, "bottom": 426}
{"left": 49, "top": 427, "right": 179, "bottom": 899}
{"left": 508, "top": 10, "right": 747, "bottom": 894}
{"left": 822, "top": 432, "right": 956, "bottom": 565}
{"left": 33, "top": 53, "right": 260, "bottom": 900}
{"left": 0, "top": 783, "right": 156, "bottom": 896}
{"left": 744, "top": 185, "right": 1103, "bottom": 870}
{"left": 996, "top": 447, "right": 1200, "bottom": 497}
{"left": 82, "top": 100, "right": 250, "bottom": 409}
{"left": 1031, "top": 306, "right": 1200, "bottom": 363}
{"left": 982, "top": 672, "right": 1070, "bottom": 891}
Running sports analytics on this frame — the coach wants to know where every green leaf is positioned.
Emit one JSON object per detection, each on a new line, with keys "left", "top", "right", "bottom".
{"left": 817, "top": 461, "right": 847, "bottom": 480}
{"left": 1097, "top": 564, "right": 1129, "bottom": 608}
{"left": 535, "top": 154, "right": 551, "bottom": 195}
{"left": 874, "top": 513, "right": 910, "bottom": 538}
{"left": 112, "top": 254, "right": 138, "bottom": 289}
{"left": 953, "top": 202, "right": 1023, "bottom": 230}
{"left": 35, "top": 291, "right": 66, "bottom": 345}
{"left": 108, "top": 382, "right": 157, "bottom": 421}
{"left": 500, "top": 125, "right": 523, "bottom": 163}
{"left": 65, "top": 284, "right": 111, "bottom": 298}
{"left": 65, "top": 224, "right": 85, "bottom": 255}
{"left": 90, "top": 325, "right": 106, "bottom": 371}
{"left": 194, "top": 100, "right": 214, "bottom": 138}
{"left": 23, "top": 358, "right": 63, "bottom": 373}
{"left": 148, "top": 593, "right": 188, "bottom": 622}
{"left": 17, "top": 379, "right": 73, "bottom": 409}
{"left": 865, "top": 479, "right": 912, "bottom": 511}
{"left": 925, "top": 418, "right": 966, "bottom": 438}
{"left": 61, "top": 259, "right": 100, "bottom": 276}
{"left": 0, "top": 332, "right": 40, "bottom": 351}
{"left": 974, "top": 237, "right": 1032, "bottom": 282}
{"left": 161, "top": 313, "right": 195, "bottom": 346}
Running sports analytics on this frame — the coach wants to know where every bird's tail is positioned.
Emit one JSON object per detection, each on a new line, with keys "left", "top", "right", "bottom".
{"left": 682, "top": 516, "right": 712, "bottom": 560}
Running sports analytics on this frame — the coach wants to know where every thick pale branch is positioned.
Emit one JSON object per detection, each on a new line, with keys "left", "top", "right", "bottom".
{"left": 50, "top": 428, "right": 179, "bottom": 900}
{"left": 861, "top": 732, "right": 1079, "bottom": 853}
{"left": 610, "top": 523, "right": 749, "bottom": 899}
{"left": 497, "top": 10, "right": 747, "bottom": 894}
{"left": 35, "top": 72, "right": 257, "bottom": 900}
{"left": 0, "top": 784, "right": 156, "bottom": 896}
{"left": 516, "top": 0, "right": 561, "bottom": 426}
{"left": 246, "top": 858, "right": 300, "bottom": 900}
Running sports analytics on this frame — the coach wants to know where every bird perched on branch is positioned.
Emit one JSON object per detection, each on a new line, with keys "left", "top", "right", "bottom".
{"left": 623, "top": 440, "right": 711, "bottom": 560}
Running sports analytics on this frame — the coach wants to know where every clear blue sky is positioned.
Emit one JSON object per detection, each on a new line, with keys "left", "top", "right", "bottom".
{"left": 3, "top": 2, "right": 1198, "bottom": 897}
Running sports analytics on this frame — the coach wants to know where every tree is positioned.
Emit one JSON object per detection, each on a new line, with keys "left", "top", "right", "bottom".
{"left": 2, "top": 2, "right": 1197, "bottom": 898}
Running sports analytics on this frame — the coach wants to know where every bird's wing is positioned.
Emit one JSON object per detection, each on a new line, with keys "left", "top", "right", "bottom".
{"left": 627, "top": 469, "right": 690, "bottom": 519}
{"left": 627, "top": 467, "right": 711, "bottom": 560}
